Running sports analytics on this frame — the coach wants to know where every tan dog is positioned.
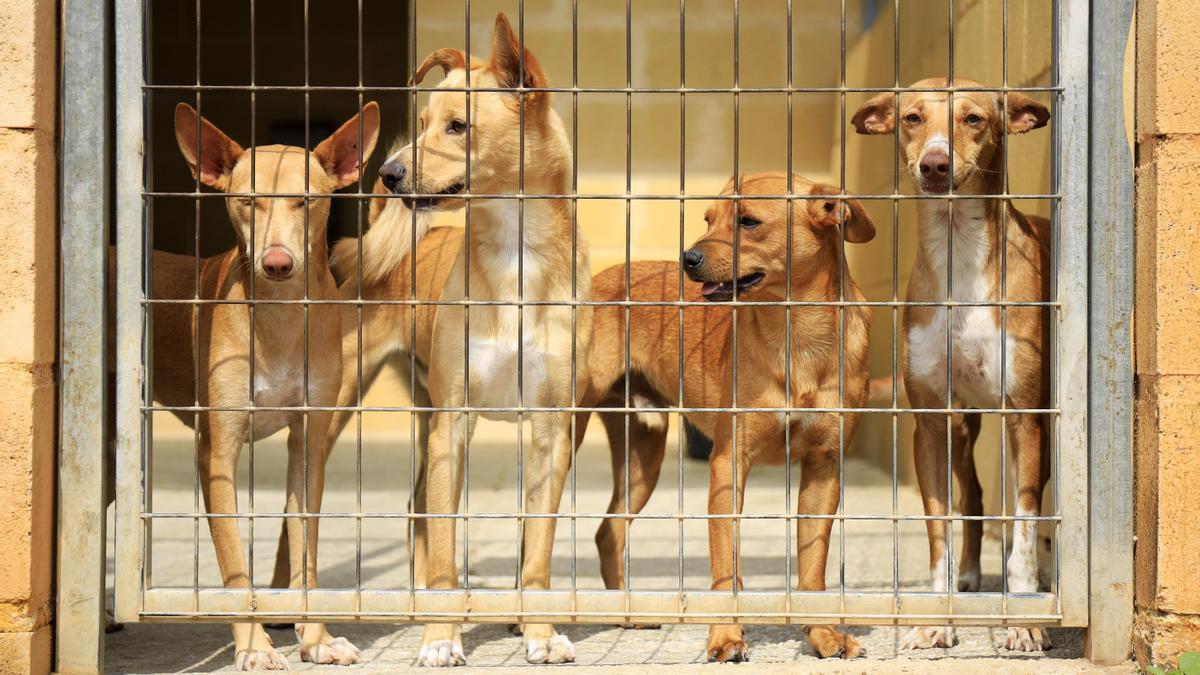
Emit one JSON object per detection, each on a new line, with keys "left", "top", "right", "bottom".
{"left": 852, "top": 78, "right": 1052, "bottom": 651}
{"left": 575, "top": 173, "right": 875, "bottom": 661}
{"left": 356, "top": 14, "right": 587, "bottom": 666}
{"left": 151, "top": 102, "right": 379, "bottom": 670}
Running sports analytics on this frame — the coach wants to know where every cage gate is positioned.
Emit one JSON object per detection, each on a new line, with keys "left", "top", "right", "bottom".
{"left": 89, "top": 0, "right": 1132, "bottom": 663}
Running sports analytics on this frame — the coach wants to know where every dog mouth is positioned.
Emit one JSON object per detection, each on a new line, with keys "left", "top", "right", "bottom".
{"left": 400, "top": 182, "right": 465, "bottom": 210}
{"left": 699, "top": 272, "right": 765, "bottom": 301}
{"left": 919, "top": 178, "right": 952, "bottom": 195}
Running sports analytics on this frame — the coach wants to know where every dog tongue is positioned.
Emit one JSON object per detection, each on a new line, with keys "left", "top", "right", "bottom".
{"left": 701, "top": 282, "right": 722, "bottom": 296}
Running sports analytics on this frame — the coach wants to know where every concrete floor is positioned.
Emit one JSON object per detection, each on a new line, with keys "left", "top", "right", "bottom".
{"left": 105, "top": 435, "right": 1129, "bottom": 673}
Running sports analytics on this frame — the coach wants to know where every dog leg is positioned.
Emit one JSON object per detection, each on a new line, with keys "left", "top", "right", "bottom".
{"left": 595, "top": 411, "right": 667, "bottom": 594}
{"left": 951, "top": 413, "right": 983, "bottom": 592}
{"left": 1002, "top": 413, "right": 1051, "bottom": 652}
{"left": 417, "top": 411, "right": 468, "bottom": 667}
{"left": 410, "top": 380, "right": 433, "bottom": 590}
{"left": 705, "top": 430, "right": 751, "bottom": 663}
{"left": 199, "top": 413, "right": 289, "bottom": 671}
{"left": 901, "top": 413, "right": 958, "bottom": 650}
{"left": 797, "top": 433, "right": 863, "bottom": 659}
{"left": 281, "top": 414, "right": 362, "bottom": 667}
{"left": 516, "top": 412, "right": 576, "bottom": 664}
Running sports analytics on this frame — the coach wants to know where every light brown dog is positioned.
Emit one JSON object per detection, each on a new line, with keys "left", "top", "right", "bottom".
{"left": 151, "top": 102, "right": 379, "bottom": 670}
{"left": 329, "top": 14, "right": 588, "bottom": 666}
{"left": 575, "top": 173, "right": 876, "bottom": 661}
{"left": 852, "top": 78, "right": 1052, "bottom": 651}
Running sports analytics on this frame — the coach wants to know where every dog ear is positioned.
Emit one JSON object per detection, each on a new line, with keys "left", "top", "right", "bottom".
{"left": 1006, "top": 92, "right": 1050, "bottom": 134}
{"left": 851, "top": 92, "right": 896, "bottom": 135}
{"left": 313, "top": 101, "right": 381, "bottom": 190}
{"left": 489, "top": 13, "right": 549, "bottom": 107}
{"left": 174, "top": 103, "right": 243, "bottom": 191}
{"left": 808, "top": 184, "right": 876, "bottom": 244}
{"left": 411, "top": 48, "right": 469, "bottom": 86}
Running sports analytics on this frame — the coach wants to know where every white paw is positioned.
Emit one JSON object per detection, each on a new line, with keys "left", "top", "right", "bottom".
{"left": 957, "top": 568, "right": 981, "bottom": 592}
{"left": 526, "top": 633, "right": 575, "bottom": 664}
{"left": 235, "top": 648, "right": 291, "bottom": 671}
{"left": 301, "top": 636, "right": 362, "bottom": 666}
{"left": 1005, "top": 627, "right": 1050, "bottom": 652}
{"left": 900, "top": 625, "right": 957, "bottom": 650}
{"left": 418, "top": 639, "right": 466, "bottom": 667}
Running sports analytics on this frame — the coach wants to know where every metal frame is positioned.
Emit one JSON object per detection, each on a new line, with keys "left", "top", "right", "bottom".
{"left": 57, "top": 0, "right": 111, "bottom": 672}
{"left": 72, "top": 0, "right": 1132, "bottom": 665}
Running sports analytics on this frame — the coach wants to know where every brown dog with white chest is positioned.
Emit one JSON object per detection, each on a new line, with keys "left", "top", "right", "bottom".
{"left": 852, "top": 78, "right": 1053, "bottom": 652}
{"left": 575, "top": 172, "right": 876, "bottom": 661}
{"left": 148, "top": 102, "right": 379, "bottom": 670}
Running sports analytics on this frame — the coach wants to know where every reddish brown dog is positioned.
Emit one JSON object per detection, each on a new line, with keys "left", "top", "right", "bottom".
{"left": 576, "top": 173, "right": 876, "bottom": 661}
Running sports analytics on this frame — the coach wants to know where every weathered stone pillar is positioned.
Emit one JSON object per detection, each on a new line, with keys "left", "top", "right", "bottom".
{"left": 1134, "top": 0, "right": 1200, "bottom": 668}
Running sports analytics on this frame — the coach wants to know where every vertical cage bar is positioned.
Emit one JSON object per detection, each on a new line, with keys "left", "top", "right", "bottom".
{"left": 115, "top": 0, "right": 147, "bottom": 624}
{"left": 57, "top": 0, "right": 111, "bottom": 669}
{"left": 1054, "top": 0, "right": 1092, "bottom": 628}
{"left": 1086, "top": 0, "right": 1135, "bottom": 659}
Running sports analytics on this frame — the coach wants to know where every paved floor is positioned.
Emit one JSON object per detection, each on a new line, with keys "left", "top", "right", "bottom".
{"left": 106, "top": 436, "right": 1129, "bottom": 673}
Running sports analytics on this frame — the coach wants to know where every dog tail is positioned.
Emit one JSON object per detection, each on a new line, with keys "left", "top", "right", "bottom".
{"left": 331, "top": 177, "right": 431, "bottom": 287}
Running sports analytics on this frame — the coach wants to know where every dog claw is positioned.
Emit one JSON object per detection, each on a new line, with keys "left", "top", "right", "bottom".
{"left": 707, "top": 643, "right": 749, "bottom": 663}
{"left": 525, "top": 634, "right": 575, "bottom": 664}
{"left": 900, "top": 625, "right": 957, "bottom": 650}
{"left": 301, "top": 636, "right": 362, "bottom": 666}
{"left": 1005, "top": 627, "right": 1049, "bottom": 652}
{"left": 418, "top": 638, "right": 466, "bottom": 667}
{"left": 235, "top": 648, "right": 291, "bottom": 671}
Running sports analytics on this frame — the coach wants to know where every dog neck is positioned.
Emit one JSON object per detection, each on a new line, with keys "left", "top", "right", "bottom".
{"left": 912, "top": 158, "right": 1008, "bottom": 295}
{"left": 738, "top": 257, "right": 847, "bottom": 363}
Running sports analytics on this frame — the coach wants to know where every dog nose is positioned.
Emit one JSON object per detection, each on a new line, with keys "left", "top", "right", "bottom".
{"left": 683, "top": 249, "right": 704, "bottom": 270}
{"left": 379, "top": 161, "right": 407, "bottom": 193}
{"left": 919, "top": 151, "right": 951, "bottom": 178}
{"left": 261, "top": 247, "right": 294, "bottom": 280}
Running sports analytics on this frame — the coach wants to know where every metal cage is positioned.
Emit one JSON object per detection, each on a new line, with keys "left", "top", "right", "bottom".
{"left": 56, "top": 0, "right": 1134, "bottom": 670}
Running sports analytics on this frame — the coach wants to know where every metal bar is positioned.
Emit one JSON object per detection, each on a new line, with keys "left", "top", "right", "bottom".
{"left": 57, "top": 0, "right": 111, "bottom": 670}
{"left": 143, "top": 511, "right": 1061, "bottom": 522}
{"left": 142, "top": 404, "right": 1064, "bottom": 415}
{"left": 1055, "top": 0, "right": 1092, "bottom": 628}
{"left": 136, "top": 588, "right": 1067, "bottom": 625}
{"left": 141, "top": 84, "right": 1066, "bottom": 94}
{"left": 140, "top": 298, "right": 1063, "bottom": 308}
{"left": 114, "top": 0, "right": 147, "bottom": 624}
{"left": 143, "top": 190, "right": 1063, "bottom": 200}
{"left": 1086, "top": 0, "right": 1135, "bottom": 663}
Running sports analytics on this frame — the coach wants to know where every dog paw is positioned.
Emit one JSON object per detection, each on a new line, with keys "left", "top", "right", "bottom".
{"left": 301, "top": 636, "right": 362, "bottom": 666}
{"left": 1005, "top": 627, "right": 1050, "bottom": 652}
{"left": 235, "top": 648, "right": 290, "bottom": 671}
{"left": 526, "top": 634, "right": 575, "bottom": 664}
{"left": 900, "top": 625, "right": 957, "bottom": 649}
{"left": 706, "top": 626, "right": 749, "bottom": 663}
{"left": 807, "top": 626, "right": 865, "bottom": 659}
{"left": 418, "top": 639, "right": 466, "bottom": 668}
{"left": 957, "top": 568, "right": 981, "bottom": 592}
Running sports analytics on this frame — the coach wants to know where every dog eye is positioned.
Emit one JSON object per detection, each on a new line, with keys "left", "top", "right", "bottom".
{"left": 964, "top": 113, "right": 983, "bottom": 124}
{"left": 903, "top": 113, "right": 922, "bottom": 125}
{"left": 446, "top": 119, "right": 467, "bottom": 135}
{"left": 739, "top": 216, "right": 761, "bottom": 229}
{"left": 235, "top": 197, "right": 253, "bottom": 207}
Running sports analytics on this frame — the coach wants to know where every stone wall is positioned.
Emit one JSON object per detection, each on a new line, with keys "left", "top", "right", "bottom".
{"left": 1134, "top": 0, "right": 1200, "bottom": 669}
{"left": 0, "top": 0, "right": 57, "bottom": 673}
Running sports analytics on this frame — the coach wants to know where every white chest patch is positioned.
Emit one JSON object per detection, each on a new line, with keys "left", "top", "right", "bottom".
{"left": 907, "top": 204, "right": 1016, "bottom": 408}
{"left": 467, "top": 335, "right": 550, "bottom": 421}
{"left": 250, "top": 363, "right": 329, "bottom": 439}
